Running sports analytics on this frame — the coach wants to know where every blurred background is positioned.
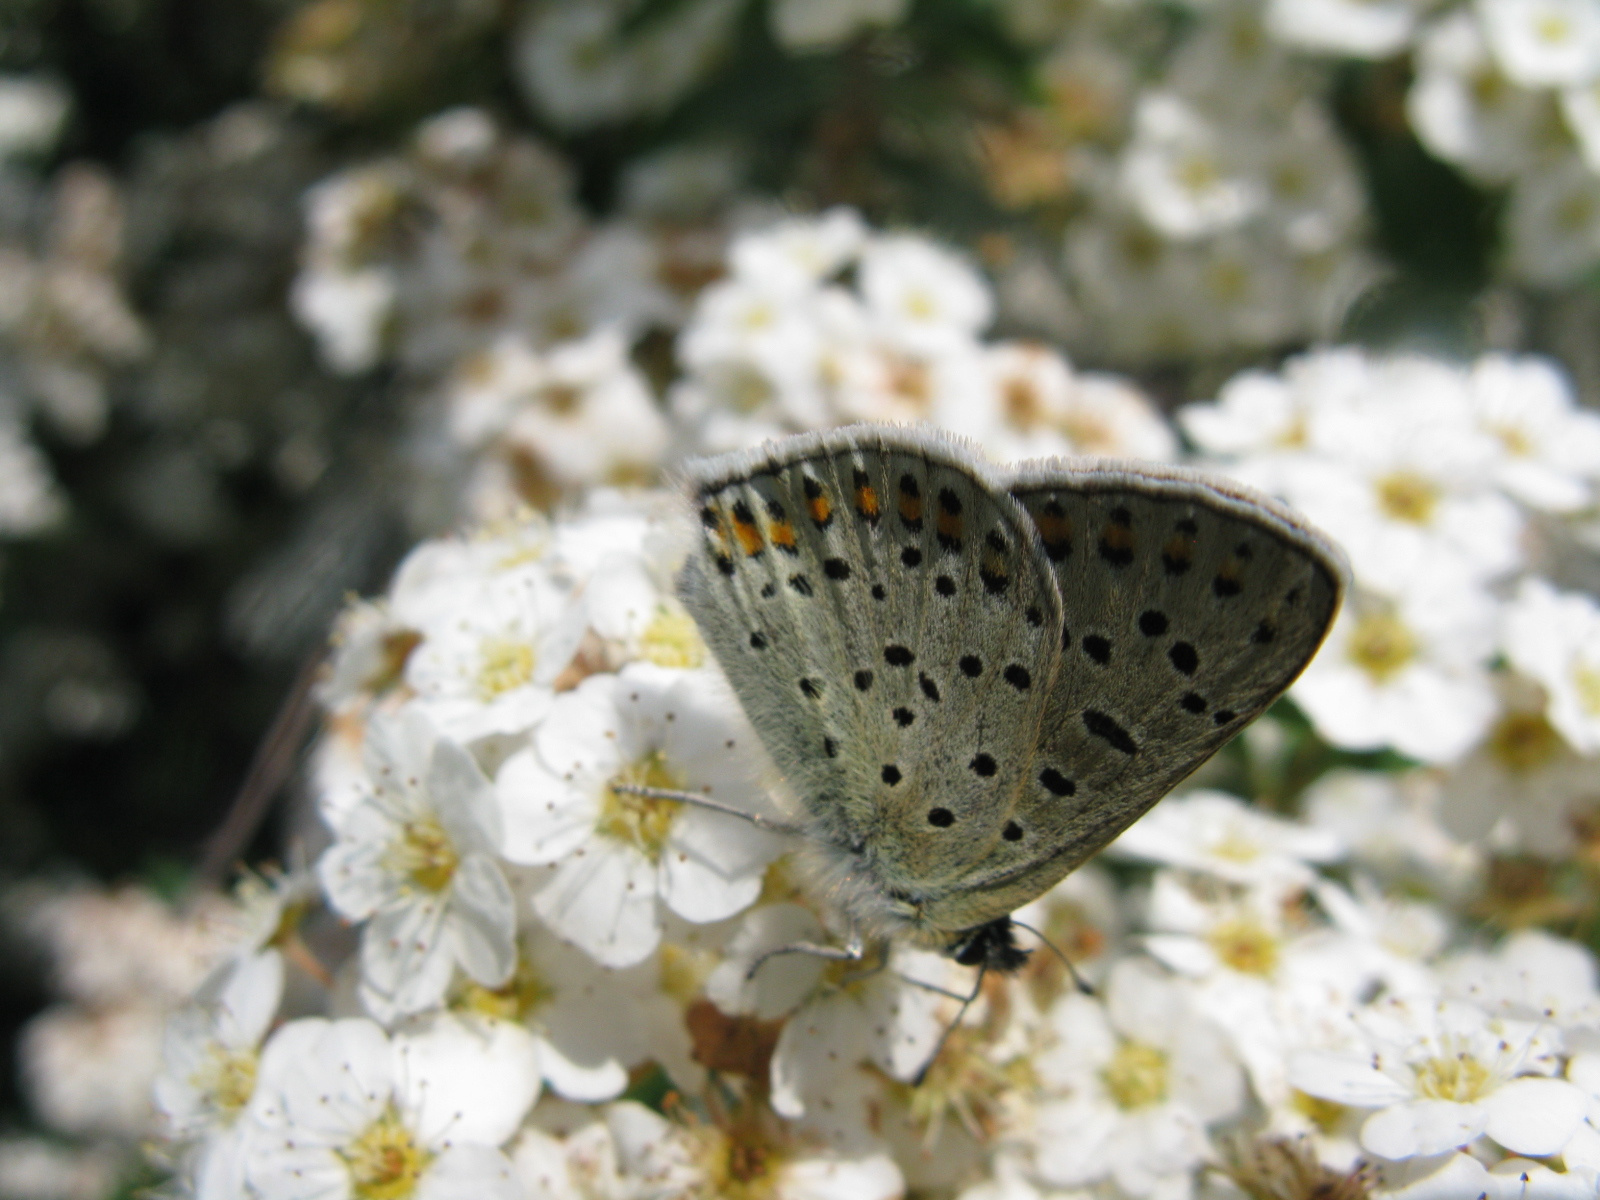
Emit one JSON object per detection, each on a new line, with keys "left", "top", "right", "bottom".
{"left": 1, "top": 0, "right": 1599, "bottom": 1195}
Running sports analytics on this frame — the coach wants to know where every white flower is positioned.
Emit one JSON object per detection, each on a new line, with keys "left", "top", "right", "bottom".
{"left": 768, "top": 944, "right": 961, "bottom": 1118}
{"left": 1110, "top": 789, "right": 1342, "bottom": 889}
{"left": 1031, "top": 957, "right": 1245, "bottom": 1196}
{"left": 0, "top": 414, "right": 66, "bottom": 534}
{"left": 495, "top": 663, "right": 784, "bottom": 967}
{"left": 1439, "top": 929, "right": 1600, "bottom": 1028}
{"left": 1276, "top": 358, "right": 1522, "bottom": 594}
{"left": 289, "top": 266, "right": 395, "bottom": 375}
{"left": 1503, "top": 579, "right": 1600, "bottom": 755}
{"left": 0, "top": 75, "right": 70, "bottom": 159}
{"left": 317, "top": 709, "right": 517, "bottom": 1021}
{"left": 1505, "top": 154, "right": 1600, "bottom": 285}
{"left": 1120, "top": 93, "right": 1261, "bottom": 241}
{"left": 856, "top": 234, "right": 993, "bottom": 354}
{"left": 400, "top": 541, "right": 577, "bottom": 744}
{"left": 605, "top": 1097, "right": 904, "bottom": 1200}
{"left": 1408, "top": 11, "right": 1557, "bottom": 184}
{"left": 154, "top": 951, "right": 283, "bottom": 1200}
{"left": 1437, "top": 676, "right": 1600, "bottom": 857}
{"left": 1303, "top": 769, "right": 1480, "bottom": 891}
{"left": 17, "top": 1000, "right": 165, "bottom": 1139}
{"left": 452, "top": 328, "right": 669, "bottom": 493}
{"left": 448, "top": 927, "right": 637, "bottom": 1102}
{"left": 1290, "top": 995, "right": 1585, "bottom": 1160}
{"left": 1480, "top": 0, "right": 1600, "bottom": 87}
{"left": 769, "top": 0, "right": 911, "bottom": 52}
{"left": 1266, "top": 0, "right": 1426, "bottom": 58}
{"left": 1292, "top": 581, "right": 1498, "bottom": 765}
{"left": 1466, "top": 354, "right": 1600, "bottom": 512}
{"left": 727, "top": 208, "right": 866, "bottom": 293}
{"left": 243, "top": 1016, "right": 535, "bottom": 1200}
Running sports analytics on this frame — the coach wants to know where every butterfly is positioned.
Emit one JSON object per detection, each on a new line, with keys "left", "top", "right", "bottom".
{"left": 676, "top": 423, "right": 1345, "bottom": 976}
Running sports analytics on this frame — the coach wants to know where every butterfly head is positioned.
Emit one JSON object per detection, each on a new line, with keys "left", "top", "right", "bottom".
{"left": 943, "top": 916, "right": 1031, "bottom": 973}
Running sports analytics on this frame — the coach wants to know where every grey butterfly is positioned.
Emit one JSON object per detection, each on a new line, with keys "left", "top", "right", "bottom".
{"left": 677, "top": 423, "right": 1345, "bottom": 974}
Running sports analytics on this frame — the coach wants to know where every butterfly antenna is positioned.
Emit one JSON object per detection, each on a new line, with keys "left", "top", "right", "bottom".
{"left": 1011, "top": 918, "right": 1095, "bottom": 996}
{"left": 913, "top": 966, "right": 986, "bottom": 1087}
{"left": 608, "top": 784, "right": 805, "bottom": 836}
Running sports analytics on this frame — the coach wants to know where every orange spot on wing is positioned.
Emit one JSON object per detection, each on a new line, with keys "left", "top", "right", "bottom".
{"left": 732, "top": 510, "right": 764, "bottom": 556}
{"left": 899, "top": 491, "right": 923, "bottom": 523}
{"left": 808, "top": 494, "right": 832, "bottom": 525}
{"left": 1035, "top": 511, "right": 1071, "bottom": 544}
{"left": 769, "top": 520, "right": 797, "bottom": 551}
{"left": 856, "top": 484, "right": 880, "bottom": 519}
{"left": 936, "top": 508, "right": 963, "bottom": 543}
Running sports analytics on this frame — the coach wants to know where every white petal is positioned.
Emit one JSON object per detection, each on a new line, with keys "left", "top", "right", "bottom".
{"left": 428, "top": 736, "right": 502, "bottom": 854}
{"left": 414, "top": 1145, "right": 523, "bottom": 1200}
{"left": 1485, "top": 1077, "right": 1587, "bottom": 1156}
{"left": 778, "top": 1153, "right": 905, "bottom": 1200}
{"left": 1288, "top": 1051, "right": 1413, "bottom": 1106}
{"left": 531, "top": 842, "right": 661, "bottom": 968}
{"left": 494, "top": 747, "right": 598, "bottom": 866}
{"left": 658, "top": 826, "right": 765, "bottom": 924}
{"left": 1360, "top": 1099, "right": 1488, "bottom": 1159}
{"left": 533, "top": 1036, "right": 628, "bottom": 1103}
{"left": 360, "top": 900, "right": 454, "bottom": 1020}
{"left": 397, "top": 1015, "right": 540, "bottom": 1147}
{"left": 446, "top": 854, "right": 517, "bottom": 987}
{"left": 770, "top": 993, "right": 870, "bottom": 1118}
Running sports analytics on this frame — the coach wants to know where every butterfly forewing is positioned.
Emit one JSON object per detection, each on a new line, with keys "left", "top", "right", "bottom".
{"left": 923, "top": 459, "right": 1344, "bottom": 929}
{"left": 680, "top": 427, "right": 1064, "bottom": 901}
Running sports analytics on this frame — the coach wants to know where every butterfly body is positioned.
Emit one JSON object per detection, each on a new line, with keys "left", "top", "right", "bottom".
{"left": 680, "top": 424, "right": 1344, "bottom": 959}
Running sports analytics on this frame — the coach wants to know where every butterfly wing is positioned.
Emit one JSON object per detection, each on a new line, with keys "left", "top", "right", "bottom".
{"left": 917, "top": 458, "right": 1345, "bottom": 933}
{"left": 679, "top": 425, "right": 1064, "bottom": 923}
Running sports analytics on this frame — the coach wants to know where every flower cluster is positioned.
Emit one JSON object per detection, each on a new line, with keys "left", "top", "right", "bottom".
{"left": 1262, "top": 0, "right": 1600, "bottom": 286}
{"left": 144, "top": 203, "right": 1600, "bottom": 1195}
{"left": 1182, "top": 348, "right": 1600, "bottom": 859}
{"left": 671, "top": 208, "right": 1175, "bottom": 462}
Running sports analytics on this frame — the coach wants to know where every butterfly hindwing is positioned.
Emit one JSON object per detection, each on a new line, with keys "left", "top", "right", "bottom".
{"left": 680, "top": 426, "right": 1064, "bottom": 899}
{"left": 921, "top": 459, "right": 1345, "bottom": 931}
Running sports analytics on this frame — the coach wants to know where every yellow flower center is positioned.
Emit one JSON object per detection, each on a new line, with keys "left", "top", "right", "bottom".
{"left": 658, "top": 941, "right": 719, "bottom": 1005}
{"left": 639, "top": 607, "right": 706, "bottom": 669}
{"left": 1536, "top": 11, "right": 1573, "bottom": 44}
{"left": 903, "top": 290, "right": 938, "bottom": 320}
{"left": 388, "top": 817, "right": 459, "bottom": 894}
{"left": 1413, "top": 1054, "right": 1492, "bottom": 1102}
{"left": 476, "top": 637, "right": 536, "bottom": 700}
{"left": 1346, "top": 612, "right": 1417, "bottom": 684}
{"left": 741, "top": 301, "right": 775, "bottom": 330}
{"left": 340, "top": 1107, "right": 432, "bottom": 1200}
{"left": 1102, "top": 1040, "right": 1170, "bottom": 1110}
{"left": 541, "top": 383, "right": 584, "bottom": 416}
{"left": 1002, "top": 377, "right": 1044, "bottom": 427}
{"left": 191, "top": 1045, "right": 258, "bottom": 1118}
{"left": 699, "top": 1127, "right": 784, "bottom": 1200}
{"left": 598, "top": 750, "right": 684, "bottom": 861}
{"left": 1573, "top": 664, "right": 1600, "bottom": 718}
{"left": 1177, "top": 154, "right": 1221, "bottom": 194}
{"left": 1291, "top": 1088, "right": 1349, "bottom": 1132}
{"left": 1208, "top": 830, "right": 1263, "bottom": 864}
{"left": 1488, "top": 710, "right": 1565, "bottom": 773}
{"left": 453, "top": 955, "right": 554, "bottom": 1023}
{"left": 1488, "top": 421, "right": 1535, "bottom": 457}
{"left": 1208, "top": 916, "right": 1281, "bottom": 976}
{"left": 1207, "top": 260, "right": 1250, "bottom": 303}
{"left": 1374, "top": 470, "right": 1440, "bottom": 524}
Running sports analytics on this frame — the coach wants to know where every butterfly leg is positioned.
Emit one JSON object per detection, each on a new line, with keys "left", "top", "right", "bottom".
{"left": 746, "top": 931, "right": 865, "bottom": 981}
